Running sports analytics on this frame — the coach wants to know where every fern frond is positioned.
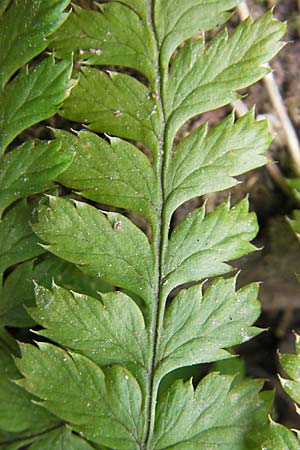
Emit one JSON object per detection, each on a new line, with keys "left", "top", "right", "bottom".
{"left": 0, "top": 1, "right": 101, "bottom": 447}
{"left": 2, "top": 1, "right": 287, "bottom": 449}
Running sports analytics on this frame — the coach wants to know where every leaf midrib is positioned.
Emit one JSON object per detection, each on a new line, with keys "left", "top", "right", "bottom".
{"left": 142, "top": 2, "right": 169, "bottom": 449}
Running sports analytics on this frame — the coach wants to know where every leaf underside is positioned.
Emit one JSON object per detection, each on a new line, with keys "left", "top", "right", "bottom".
{"left": 1, "top": 1, "right": 287, "bottom": 449}
{"left": 0, "top": 1, "right": 93, "bottom": 448}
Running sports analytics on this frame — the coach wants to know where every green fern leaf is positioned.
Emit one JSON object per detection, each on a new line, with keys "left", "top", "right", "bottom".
{"left": 11, "top": 2, "right": 286, "bottom": 449}
{"left": 153, "top": 0, "right": 240, "bottom": 63}
{"left": 54, "top": 129, "right": 157, "bottom": 225}
{"left": 16, "top": 343, "right": 144, "bottom": 449}
{"left": 0, "top": 1, "right": 105, "bottom": 447}
{"left": 165, "top": 111, "right": 269, "bottom": 216}
{"left": 0, "top": 1, "right": 81, "bottom": 443}
{"left": 60, "top": 68, "right": 161, "bottom": 153}
{"left": 0, "top": 262, "right": 36, "bottom": 328}
{"left": 287, "top": 209, "right": 300, "bottom": 236}
{"left": 32, "top": 254, "right": 113, "bottom": 295}
{"left": 260, "top": 419, "right": 300, "bottom": 450}
{"left": 155, "top": 276, "right": 261, "bottom": 380}
{"left": 164, "top": 11, "right": 284, "bottom": 150}
{"left": 163, "top": 199, "right": 257, "bottom": 293}
{"left": 0, "top": 0, "right": 9, "bottom": 15}
{"left": 22, "top": 427, "right": 97, "bottom": 450}
{"left": 0, "top": 138, "right": 73, "bottom": 216}
{"left": 29, "top": 284, "right": 148, "bottom": 380}
{"left": 0, "top": 56, "right": 73, "bottom": 155}
{"left": 0, "top": 329, "right": 63, "bottom": 449}
{"left": 33, "top": 196, "right": 155, "bottom": 304}
{"left": 52, "top": 3, "right": 156, "bottom": 83}
{"left": 279, "top": 333, "right": 300, "bottom": 404}
{"left": 152, "top": 374, "right": 268, "bottom": 449}
{"left": 0, "top": 0, "right": 70, "bottom": 89}
{"left": 0, "top": 255, "right": 112, "bottom": 328}
{"left": 0, "top": 201, "right": 44, "bottom": 277}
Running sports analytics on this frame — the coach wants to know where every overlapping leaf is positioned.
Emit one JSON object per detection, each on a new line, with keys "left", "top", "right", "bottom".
{"left": 20, "top": 427, "right": 96, "bottom": 450}
{"left": 29, "top": 284, "right": 148, "bottom": 381}
{"left": 250, "top": 333, "right": 300, "bottom": 449}
{"left": 259, "top": 419, "right": 300, "bottom": 450}
{"left": 0, "top": 255, "right": 112, "bottom": 328}
{"left": 0, "top": 421, "right": 94, "bottom": 450}
{"left": 52, "top": 3, "right": 156, "bottom": 84}
{"left": 60, "top": 68, "right": 161, "bottom": 154}
{"left": 151, "top": 373, "right": 269, "bottom": 449}
{"left": 155, "top": 277, "right": 261, "bottom": 380}
{"left": 0, "top": 329, "right": 61, "bottom": 449}
{"left": 279, "top": 333, "right": 300, "bottom": 404}
{"left": 165, "top": 12, "right": 285, "bottom": 147}
{"left": 0, "top": 56, "right": 73, "bottom": 154}
{"left": 0, "top": 0, "right": 10, "bottom": 16}
{"left": 0, "top": 262, "right": 35, "bottom": 327}
{"left": 16, "top": 343, "right": 144, "bottom": 449}
{"left": 0, "top": 138, "right": 73, "bottom": 216}
{"left": 115, "top": 0, "right": 147, "bottom": 20}
{"left": 163, "top": 199, "right": 258, "bottom": 293}
{"left": 33, "top": 196, "right": 155, "bottom": 304}
{"left": 0, "top": 201, "right": 44, "bottom": 277}
{"left": 55, "top": 129, "right": 157, "bottom": 226}
{"left": 165, "top": 111, "right": 269, "bottom": 217}
{"left": 287, "top": 209, "right": 300, "bottom": 237}
{"left": 0, "top": 0, "right": 70, "bottom": 88}
{"left": 32, "top": 254, "right": 113, "bottom": 295}
{"left": 0, "top": 1, "right": 104, "bottom": 448}
{"left": 154, "top": 0, "right": 240, "bottom": 64}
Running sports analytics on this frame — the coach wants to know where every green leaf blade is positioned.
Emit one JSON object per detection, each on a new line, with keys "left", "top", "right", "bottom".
{"left": 0, "top": 261, "right": 36, "bottom": 328}
{"left": 29, "top": 284, "right": 148, "bottom": 380}
{"left": 55, "top": 129, "right": 158, "bottom": 226}
{"left": 165, "top": 12, "right": 286, "bottom": 147}
{"left": 0, "top": 0, "right": 10, "bottom": 15}
{"left": 52, "top": 3, "right": 156, "bottom": 84}
{"left": 0, "top": 56, "right": 73, "bottom": 155}
{"left": 0, "top": 138, "right": 73, "bottom": 216}
{"left": 0, "top": 0, "right": 70, "bottom": 88}
{"left": 117, "top": 0, "right": 147, "bottom": 20}
{"left": 0, "top": 332, "right": 59, "bottom": 439}
{"left": 154, "top": 0, "right": 240, "bottom": 65}
{"left": 33, "top": 197, "right": 155, "bottom": 304}
{"left": 279, "top": 333, "right": 300, "bottom": 404}
{"left": 28, "top": 427, "right": 96, "bottom": 450}
{"left": 16, "top": 343, "right": 144, "bottom": 449}
{"left": 0, "top": 254, "right": 112, "bottom": 328}
{"left": 165, "top": 111, "right": 269, "bottom": 217}
{"left": 156, "top": 277, "right": 261, "bottom": 379}
{"left": 260, "top": 419, "right": 300, "bottom": 450}
{"left": 60, "top": 68, "right": 161, "bottom": 155}
{"left": 0, "top": 201, "right": 44, "bottom": 277}
{"left": 163, "top": 199, "right": 258, "bottom": 294}
{"left": 152, "top": 374, "right": 268, "bottom": 449}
